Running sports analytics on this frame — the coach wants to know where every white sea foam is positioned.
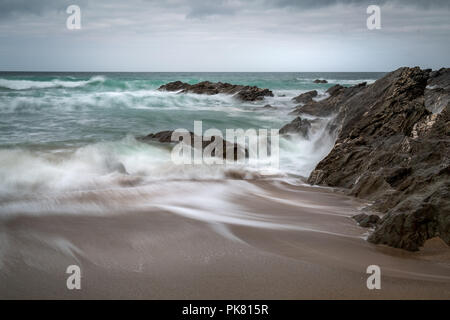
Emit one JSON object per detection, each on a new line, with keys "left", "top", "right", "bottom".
{"left": 0, "top": 117, "right": 336, "bottom": 199}
{"left": 0, "top": 76, "right": 105, "bottom": 90}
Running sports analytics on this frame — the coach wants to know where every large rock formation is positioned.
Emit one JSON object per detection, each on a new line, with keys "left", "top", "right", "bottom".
{"left": 158, "top": 81, "right": 274, "bottom": 101}
{"left": 302, "top": 67, "right": 449, "bottom": 251}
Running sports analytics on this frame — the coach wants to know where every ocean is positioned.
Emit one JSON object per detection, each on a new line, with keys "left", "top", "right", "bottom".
{"left": 0, "top": 72, "right": 384, "bottom": 212}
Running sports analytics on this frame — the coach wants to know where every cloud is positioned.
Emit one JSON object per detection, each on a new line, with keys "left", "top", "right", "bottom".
{"left": 269, "top": 0, "right": 450, "bottom": 10}
{"left": 0, "top": 0, "right": 88, "bottom": 19}
{"left": 1, "top": 0, "right": 449, "bottom": 21}
{"left": 0, "top": 0, "right": 448, "bottom": 71}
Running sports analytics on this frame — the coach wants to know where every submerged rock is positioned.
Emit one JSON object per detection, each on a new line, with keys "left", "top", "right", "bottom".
{"left": 313, "top": 79, "right": 328, "bottom": 84}
{"left": 262, "top": 104, "right": 277, "bottom": 110}
{"left": 305, "top": 67, "right": 450, "bottom": 251}
{"left": 158, "top": 81, "right": 274, "bottom": 101}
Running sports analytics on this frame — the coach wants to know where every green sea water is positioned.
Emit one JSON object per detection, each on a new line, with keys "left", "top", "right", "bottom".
{"left": 0, "top": 72, "right": 384, "bottom": 197}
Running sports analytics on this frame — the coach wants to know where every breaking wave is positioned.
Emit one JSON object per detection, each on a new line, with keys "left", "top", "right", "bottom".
{"left": 0, "top": 76, "right": 105, "bottom": 90}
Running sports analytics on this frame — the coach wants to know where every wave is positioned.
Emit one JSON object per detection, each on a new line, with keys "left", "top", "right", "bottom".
{"left": 0, "top": 120, "right": 336, "bottom": 198}
{"left": 0, "top": 88, "right": 286, "bottom": 117}
{"left": 0, "top": 76, "right": 105, "bottom": 90}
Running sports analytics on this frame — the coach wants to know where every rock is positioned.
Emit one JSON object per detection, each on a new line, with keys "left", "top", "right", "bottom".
{"left": 142, "top": 130, "right": 174, "bottom": 143}
{"left": 279, "top": 117, "right": 314, "bottom": 138}
{"left": 314, "top": 79, "right": 328, "bottom": 84}
{"left": 158, "top": 81, "right": 274, "bottom": 101}
{"left": 292, "top": 90, "right": 318, "bottom": 104}
{"left": 306, "top": 66, "right": 450, "bottom": 251}
{"left": 425, "top": 68, "right": 450, "bottom": 114}
{"left": 235, "top": 87, "right": 274, "bottom": 101}
{"left": 138, "top": 130, "right": 248, "bottom": 160}
{"left": 356, "top": 82, "right": 367, "bottom": 87}
{"left": 353, "top": 213, "right": 381, "bottom": 228}
{"left": 326, "top": 84, "right": 344, "bottom": 96}
{"left": 289, "top": 82, "right": 367, "bottom": 117}
{"left": 262, "top": 104, "right": 277, "bottom": 110}
{"left": 157, "top": 81, "right": 191, "bottom": 92}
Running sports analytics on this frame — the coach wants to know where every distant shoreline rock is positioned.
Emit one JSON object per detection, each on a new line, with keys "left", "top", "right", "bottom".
{"left": 313, "top": 79, "right": 328, "bottom": 84}
{"left": 158, "top": 80, "right": 274, "bottom": 101}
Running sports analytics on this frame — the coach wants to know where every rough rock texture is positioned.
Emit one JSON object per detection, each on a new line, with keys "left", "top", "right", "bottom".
{"left": 305, "top": 67, "right": 450, "bottom": 251}
{"left": 352, "top": 213, "right": 380, "bottom": 228}
{"left": 425, "top": 68, "right": 450, "bottom": 114}
{"left": 289, "top": 82, "right": 366, "bottom": 118}
{"left": 279, "top": 117, "right": 315, "bottom": 138}
{"left": 158, "top": 81, "right": 274, "bottom": 101}
{"left": 139, "top": 130, "right": 248, "bottom": 160}
{"left": 292, "top": 90, "right": 318, "bottom": 104}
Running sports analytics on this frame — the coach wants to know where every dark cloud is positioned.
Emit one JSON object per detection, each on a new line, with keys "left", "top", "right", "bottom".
{"left": 0, "top": 0, "right": 448, "bottom": 71}
{"left": 186, "top": 1, "right": 239, "bottom": 19}
{"left": 270, "top": 0, "right": 450, "bottom": 10}
{"left": 0, "top": 0, "right": 87, "bottom": 19}
{"left": 180, "top": 0, "right": 450, "bottom": 19}
{"left": 1, "top": 0, "right": 449, "bottom": 20}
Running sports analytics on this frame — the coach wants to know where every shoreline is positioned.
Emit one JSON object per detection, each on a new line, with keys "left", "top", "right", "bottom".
{"left": 1, "top": 179, "right": 449, "bottom": 299}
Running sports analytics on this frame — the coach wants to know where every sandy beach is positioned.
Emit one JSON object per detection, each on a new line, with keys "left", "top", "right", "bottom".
{"left": 1, "top": 179, "right": 449, "bottom": 299}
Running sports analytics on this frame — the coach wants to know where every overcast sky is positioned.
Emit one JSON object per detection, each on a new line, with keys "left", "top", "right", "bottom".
{"left": 0, "top": 0, "right": 449, "bottom": 71}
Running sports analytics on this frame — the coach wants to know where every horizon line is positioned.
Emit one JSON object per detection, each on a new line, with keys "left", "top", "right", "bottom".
{"left": 0, "top": 70, "right": 390, "bottom": 73}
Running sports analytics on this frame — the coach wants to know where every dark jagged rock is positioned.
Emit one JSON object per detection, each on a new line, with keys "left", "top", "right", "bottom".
{"left": 158, "top": 81, "right": 274, "bottom": 101}
{"left": 139, "top": 130, "right": 248, "bottom": 160}
{"left": 425, "top": 68, "right": 450, "bottom": 114}
{"left": 143, "top": 130, "right": 174, "bottom": 143}
{"left": 279, "top": 117, "right": 314, "bottom": 138}
{"left": 306, "top": 67, "right": 450, "bottom": 251}
{"left": 292, "top": 90, "right": 318, "bottom": 104}
{"left": 352, "top": 213, "right": 380, "bottom": 228}
{"left": 235, "top": 87, "right": 274, "bottom": 101}
{"left": 289, "top": 82, "right": 367, "bottom": 117}
{"left": 326, "top": 84, "right": 345, "bottom": 96}
{"left": 314, "top": 79, "right": 328, "bottom": 84}
{"left": 157, "top": 81, "right": 191, "bottom": 92}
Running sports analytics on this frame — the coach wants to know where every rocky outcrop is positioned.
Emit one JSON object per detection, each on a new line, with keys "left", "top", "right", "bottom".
{"left": 289, "top": 82, "right": 366, "bottom": 118}
{"left": 139, "top": 130, "right": 248, "bottom": 160}
{"left": 279, "top": 117, "right": 315, "bottom": 138}
{"left": 292, "top": 90, "right": 317, "bottom": 104}
{"left": 314, "top": 79, "right": 328, "bottom": 84}
{"left": 425, "top": 68, "right": 450, "bottom": 114}
{"left": 158, "top": 81, "right": 274, "bottom": 101}
{"left": 352, "top": 213, "right": 380, "bottom": 228}
{"left": 305, "top": 67, "right": 450, "bottom": 251}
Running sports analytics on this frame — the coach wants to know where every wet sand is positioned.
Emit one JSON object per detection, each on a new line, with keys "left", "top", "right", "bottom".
{"left": 0, "top": 179, "right": 449, "bottom": 299}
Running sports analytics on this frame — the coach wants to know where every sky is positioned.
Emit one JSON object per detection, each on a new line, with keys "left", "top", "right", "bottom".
{"left": 0, "top": 0, "right": 449, "bottom": 72}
